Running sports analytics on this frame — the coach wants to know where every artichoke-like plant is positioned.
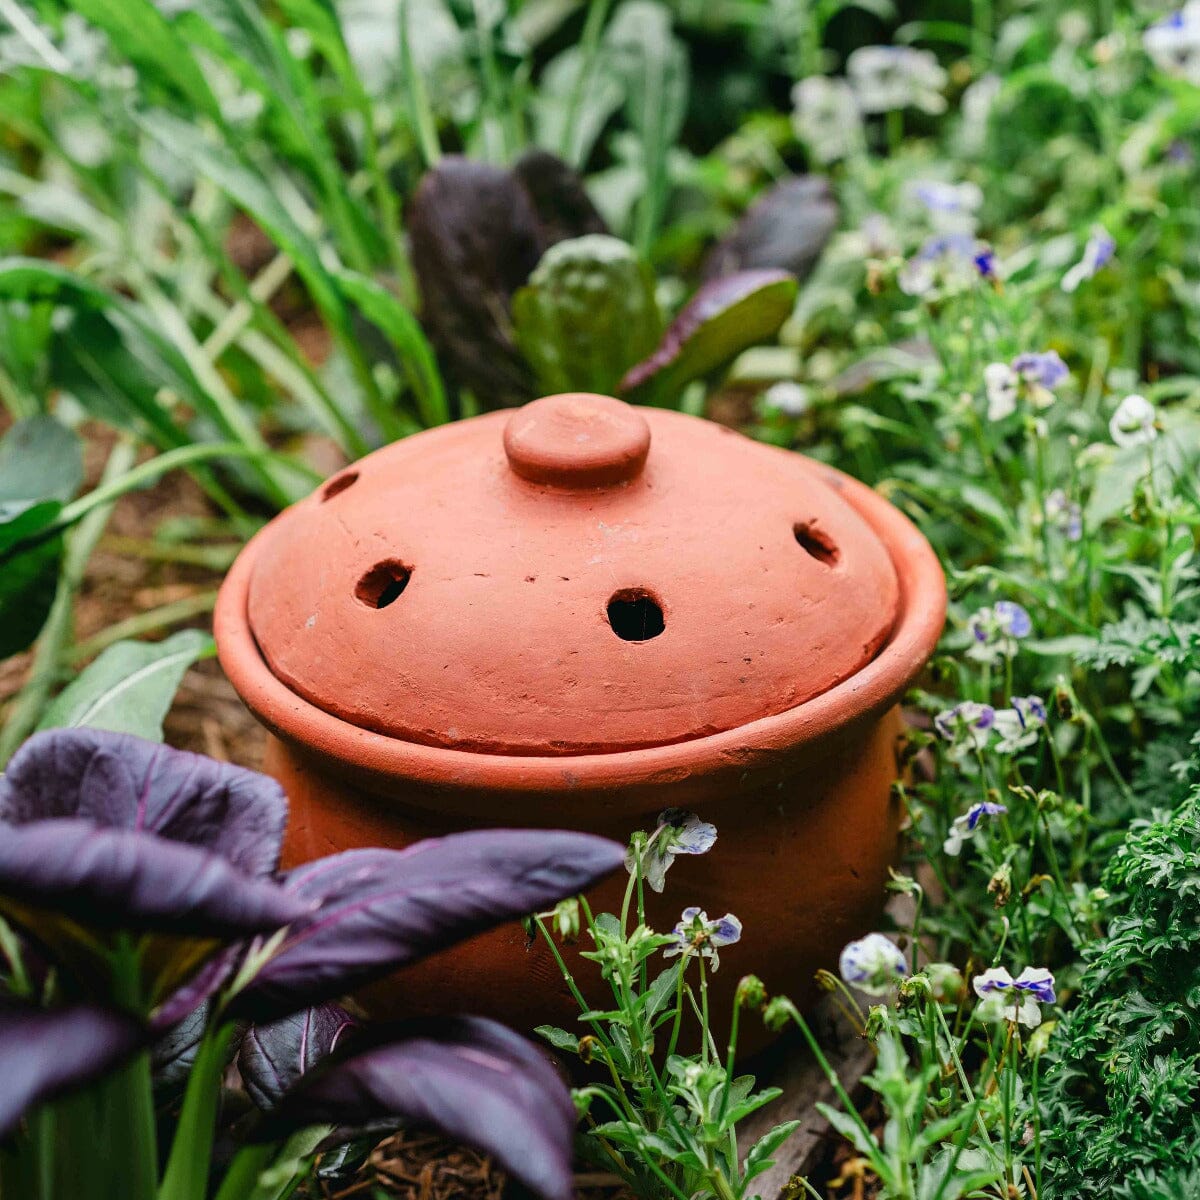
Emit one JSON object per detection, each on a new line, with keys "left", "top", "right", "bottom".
{"left": 0, "top": 728, "right": 624, "bottom": 1200}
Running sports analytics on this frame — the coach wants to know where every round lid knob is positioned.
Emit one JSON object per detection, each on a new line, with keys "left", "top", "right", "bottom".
{"left": 503, "top": 393, "right": 651, "bottom": 488}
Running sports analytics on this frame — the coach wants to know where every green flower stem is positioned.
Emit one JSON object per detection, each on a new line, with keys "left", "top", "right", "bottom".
{"left": 0, "top": 438, "right": 137, "bottom": 766}
{"left": 129, "top": 272, "right": 297, "bottom": 509}
{"left": 67, "top": 591, "right": 219, "bottom": 664}
{"left": 159, "top": 1021, "right": 240, "bottom": 1200}
{"left": 560, "top": 0, "right": 613, "bottom": 166}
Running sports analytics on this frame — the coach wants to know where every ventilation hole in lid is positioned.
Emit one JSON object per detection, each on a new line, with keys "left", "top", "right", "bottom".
{"left": 794, "top": 521, "right": 839, "bottom": 566}
{"left": 355, "top": 560, "right": 412, "bottom": 609}
{"left": 607, "top": 589, "right": 665, "bottom": 642}
{"left": 321, "top": 471, "right": 359, "bottom": 501}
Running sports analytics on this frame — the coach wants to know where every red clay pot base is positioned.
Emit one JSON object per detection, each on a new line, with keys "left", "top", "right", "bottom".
{"left": 215, "top": 393, "right": 946, "bottom": 1037}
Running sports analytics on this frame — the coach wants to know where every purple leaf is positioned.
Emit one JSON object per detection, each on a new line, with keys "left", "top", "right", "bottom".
{"left": 701, "top": 176, "right": 838, "bottom": 281}
{"left": 408, "top": 152, "right": 605, "bottom": 410}
{"left": 233, "top": 829, "right": 624, "bottom": 1022}
{"left": 239, "top": 1003, "right": 358, "bottom": 1110}
{"left": 0, "top": 819, "right": 309, "bottom": 936}
{"left": 619, "top": 269, "right": 798, "bottom": 403}
{"left": 253, "top": 1016, "right": 577, "bottom": 1200}
{"left": 0, "top": 1000, "right": 145, "bottom": 1138}
{"left": 0, "top": 728, "right": 288, "bottom": 878}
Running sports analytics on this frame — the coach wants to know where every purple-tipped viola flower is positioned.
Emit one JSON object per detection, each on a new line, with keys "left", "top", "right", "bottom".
{"left": 1062, "top": 226, "right": 1116, "bottom": 293}
{"left": 664, "top": 907, "right": 742, "bottom": 971}
{"left": 839, "top": 933, "right": 907, "bottom": 995}
{"left": 626, "top": 808, "right": 718, "bottom": 893}
{"left": 943, "top": 801, "right": 1007, "bottom": 856}
{"left": 934, "top": 702, "right": 996, "bottom": 760}
{"left": 973, "top": 966, "right": 1056, "bottom": 1027}
{"left": 985, "top": 352, "right": 1068, "bottom": 420}
{"left": 993, "top": 695, "right": 1048, "bottom": 754}
{"left": 1144, "top": 3, "right": 1200, "bottom": 83}
{"left": 1045, "top": 490, "right": 1083, "bottom": 541}
{"left": 899, "top": 233, "right": 997, "bottom": 297}
{"left": 908, "top": 180, "right": 983, "bottom": 233}
{"left": 0, "top": 728, "right": 306, "bottom": 1024}
{"left": 967, "top": 601, "right": 1032, "bottom": 663}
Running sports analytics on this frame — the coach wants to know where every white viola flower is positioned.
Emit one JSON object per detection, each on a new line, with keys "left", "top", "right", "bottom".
{"left": 1144, "top": 2, "right": 1200, "bottom": 84}
{"left": 839, "top": 933, "right": 908, "bottom": 995}
{"left": 908, "top": 180, "right": 983, "bottom": 233}
{"left": 984, "top": 362, "right": 1019, "bottom": 420}
{"left": 1062, "top": 225, "right": 1116, "bottom": 292}
{"left": 1109, "top": 393, "right": 1158, "bottom": 448}
{"left": 791, "top": 75, "right": 864, "bottom": 163}
{"left": 763, "top": 381, "right": 810, "bottom": 416}
{"left": 1045, "top": 490, "right": 1083, "bottom": 541}
{"left": 626, "top": 808, "right": 718, "bottom": 893}
{"left": 943, "top": 800, "right": 1008, "bottom": 856}
{"left": 846, "top": 45, "right": 948, "bottom": 115}
{"left": 973, "top": 965, "right": 1056, "bottom": 1027}
{"left": 664, "top": 906, "right": 742, "bottom": 970}
{"left": 993, "top": 695, "right": 1048, "bottom": 754}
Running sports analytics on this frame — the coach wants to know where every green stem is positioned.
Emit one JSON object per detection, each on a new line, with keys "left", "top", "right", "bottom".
{"left": 68, "top": 591, "right": 219, "bottom": 664}
{"left": 159, "top": 1022, "right": 239, "bottom": 1200}
{"left": 0, "top": 439, "right": 137, "bottom": 765}
{"left": 559, "top": 0, "right": 612, "bottom": 167}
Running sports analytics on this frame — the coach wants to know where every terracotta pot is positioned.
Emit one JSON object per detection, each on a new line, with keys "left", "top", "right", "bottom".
{"left": 215, "top": 393, "right": 945, "bottom": 1036}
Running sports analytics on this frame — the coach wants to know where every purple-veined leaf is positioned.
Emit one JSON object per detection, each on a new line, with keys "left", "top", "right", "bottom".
{"left": 0, "top": 728, "right": 288, "bottom": 877}
{"left": 702, "top": 176, "right": 838, "bottom": 282}
{"left": 0, "top": 819, "right": 309, "bottom": 936}
{"left": 0, "top": 1000, "right": 145, "bottom": 1138}
{"left": 239, "top": 1003, "right": 358, "bottom": 1110}
{"left": 619, "top": 269, "right": 798, "bottom": 405}
{"left": 151, "top": 999, "right": 212, "bottom": 1095}
{"left": 252, "top": 1016, "right": 577, "bottom": 1200}
{"left": 232, "top": 829, "right": 624, "bottom": 1022}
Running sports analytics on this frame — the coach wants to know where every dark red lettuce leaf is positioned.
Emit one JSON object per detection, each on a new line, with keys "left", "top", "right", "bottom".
{"left": 0, "top": 819, "right": 309, "bottom": 936}
{"left": 0, "top": 728, "right": 288, "bottom": 878}
{"left": 408, "top": 151, "right": 606, "bottom": 410}
{"left": 701, "top": 175, "right": 838, "bottom": 282}
{"left": 232, "top": 829, "right": 624, "bottom": 1022}
{"left": 0, "top": 1000, "right": 145, "bottom": 1138}
{"left": 252, "top": 1016, "right": 577, "bottom": 1200}
{"left": 619, "top": 269, "right": 798, "bottom": 403}
{"left": 239, "top": 1003, "right": 358, "bottom": 1110}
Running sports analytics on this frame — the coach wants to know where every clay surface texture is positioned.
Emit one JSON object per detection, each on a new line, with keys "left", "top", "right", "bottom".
{"left": 244, "top": 393, "right": 900, "bottom": 755}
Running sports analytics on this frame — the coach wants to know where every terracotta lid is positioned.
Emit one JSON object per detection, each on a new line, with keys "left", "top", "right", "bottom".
{"left": 243, "top": 394, "right": 900, "bottom": 755}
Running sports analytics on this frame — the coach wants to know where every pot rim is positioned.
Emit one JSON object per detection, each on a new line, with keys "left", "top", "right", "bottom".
{"left": 215, "top": 461, "right": 945, "bottom": 797}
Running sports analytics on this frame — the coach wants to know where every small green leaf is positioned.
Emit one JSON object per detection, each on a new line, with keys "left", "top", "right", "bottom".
{"left": 38, "top": 630, "right": 215, "bottom": 740}
{"left": 0, "top": 533, "right": 63, "bottom": 659}
{"left": 743, "top": 1118, "right": 801, "bottom": 1182}
{"left": 620, "top": 270, "right": 798, "bottom": 406}
{"left": 534, "top": 1025, "right": 580, "bottom": 1054}
{"left": 0, "top": 416, "right": 82, "bottom": 656}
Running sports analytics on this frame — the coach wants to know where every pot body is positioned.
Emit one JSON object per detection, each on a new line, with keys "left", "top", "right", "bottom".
{"left": 265, "top": 704, "right": 907, "bottom": 1037}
